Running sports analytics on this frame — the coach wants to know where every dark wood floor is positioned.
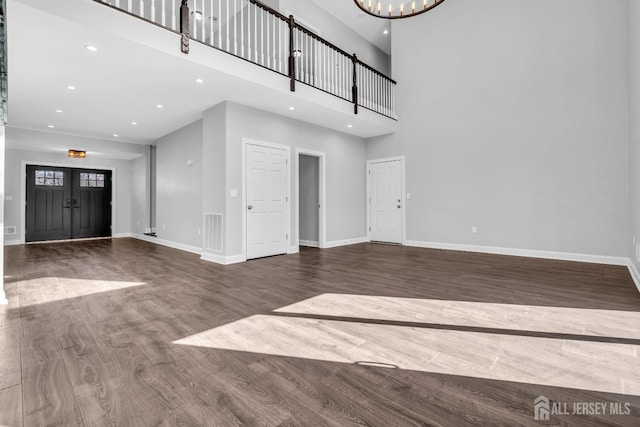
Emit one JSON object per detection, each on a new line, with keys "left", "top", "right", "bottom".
{"left": 1, "top": 238, "right": 640, "bottom": 426}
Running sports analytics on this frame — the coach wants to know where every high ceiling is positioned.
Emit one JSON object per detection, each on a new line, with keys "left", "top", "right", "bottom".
{"left": 309, "top": 0, "right": 391, "bottom": 55}
{"left": 6, "top": 0, "right": 396, "bottom": 154}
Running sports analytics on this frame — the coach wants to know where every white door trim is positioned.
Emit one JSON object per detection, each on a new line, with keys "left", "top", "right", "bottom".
{"left": 295, "top": 148, "right": 327, "bottom": 250}
{"left": 20, "top": 161, "right": 117, "bottom": 244}
{"left": 366, "top": 156, "right": 406, "bottom": 245}
{"left": 242, "top": 138, "right": 291, "bottom": 261}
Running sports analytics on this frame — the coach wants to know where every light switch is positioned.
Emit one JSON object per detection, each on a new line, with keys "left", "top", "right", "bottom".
{"left": 230, "top": 189, "right": 238, "bottom": 198}
{"left": 406, "top": 193, "right": 411, "bottom": 200}
{"left": 5, "top": 195, "right": 12, "bottom": 201}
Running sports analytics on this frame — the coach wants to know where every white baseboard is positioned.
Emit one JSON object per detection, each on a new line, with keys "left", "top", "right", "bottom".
{"left": 113, "top": 232, "right": 133, "bottom": 239}
{"left": 4, "top": 239, "right": 22, "bottom": 246}
{"left": 130, "top": 233, "right": 201, "bottom": 255}
{"left": 200, "top": 252, "right": 245, "bottom": 265}
{"left": 144, "top": 228, "right": 153, "bottom": 234}
{"left": 629, "top": 260, "right": 640, "bottom": 293}
{"left": 299, "top": 240, "right": 319, "bottom": 248}
{"left": 287, "top": 245, "right": 299, "bottom": 254}
{"left": 0, "top": 297, "right": 7, "bottom": 305}
{"left": 404, "top": 240, "right": 629, "bottom": 266}
{"left": 324, "top": 237, "right": 369, "bottom": 249}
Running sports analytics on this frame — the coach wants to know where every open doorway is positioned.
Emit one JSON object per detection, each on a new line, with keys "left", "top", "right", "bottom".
{"left": 296, "top": 149, "right": 326, "bottom": 249}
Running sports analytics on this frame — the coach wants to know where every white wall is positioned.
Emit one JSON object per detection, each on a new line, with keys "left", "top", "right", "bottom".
{"left": 155, "top": 120, "right": 203, "bottom": 249}
{"left": 367, "top": 0, "right": 630, "bottom": 259}
{"left": 4, "top": 148, "right": 134, "bottom": 241}
{"left": 299, "top": 154, "right": 319, "bottom": 243}
{"left": 630, "top": 0, "right": 640, "bottom": 272}
{"left": 223, "top": 102, "right": 366, "bottom": 256}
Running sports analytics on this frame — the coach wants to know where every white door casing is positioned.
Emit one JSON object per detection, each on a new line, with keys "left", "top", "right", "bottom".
{"left": 368, "top": 158, "right": 403, "bottom": 244}
{"left": 246, "top": 142, "right": 289, "bottom": 259}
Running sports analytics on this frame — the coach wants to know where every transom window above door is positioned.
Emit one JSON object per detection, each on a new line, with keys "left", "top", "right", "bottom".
{"left": 34, "top": 170, "right": 64, "bottom": 186}
{"left": 79, "top": 173, "right": 105, "bottom": 188}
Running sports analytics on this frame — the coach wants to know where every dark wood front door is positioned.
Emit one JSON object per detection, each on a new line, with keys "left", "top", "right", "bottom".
{"left": 26, "top": 165, "right": 112, "bottom": 242}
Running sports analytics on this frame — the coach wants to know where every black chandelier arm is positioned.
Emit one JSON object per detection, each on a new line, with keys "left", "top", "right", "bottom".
{"left": 353, "top": 0, "right": 447, "bottom": 19}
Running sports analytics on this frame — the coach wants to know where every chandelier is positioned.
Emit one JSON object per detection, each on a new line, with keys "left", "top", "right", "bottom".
{"left": 354, "top": 0, "right": 446, "bottom": 19}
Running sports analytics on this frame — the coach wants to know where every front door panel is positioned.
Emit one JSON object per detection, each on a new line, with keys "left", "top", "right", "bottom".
{"left": 26, "top": 166, "right": 112, "bottom": 242}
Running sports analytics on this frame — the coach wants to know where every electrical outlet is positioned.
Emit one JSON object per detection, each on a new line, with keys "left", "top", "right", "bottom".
{"left": 197, "top": 228, "right": 201, "bottom": 236}
{"left": 137, "top": 220, "right": 140, "bottom": 226}
{"left": 471, "top": 226, "right": 477, "bottom": 234}
{"left": 637, "top": 243, "right": 640, "bottom": 262}
{"left": 162, "top": 224, "right": 166, "bottom": 231}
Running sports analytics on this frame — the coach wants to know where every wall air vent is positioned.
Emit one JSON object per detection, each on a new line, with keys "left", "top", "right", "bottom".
{"left": 204, "top": 213, "right": 223, "bottom": 251}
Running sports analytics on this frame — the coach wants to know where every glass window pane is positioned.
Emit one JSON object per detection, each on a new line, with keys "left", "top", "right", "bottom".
{"left": 45, "top": 178, "right": 54, "bottom": 186}
{"left": 36, "top": 170, "right": 45, "bottom": 178}
{"left": 55, "top": 171, "right": 64, "bottom": 179}
{"left": 45, "top": 171, "right": 54, "bottom": 178}
{"left": 80, "top": 180, "right": 88, "bottom": 187}
{"left": 97, "top": 181, "right": 104, "bottom": 188}
{"left": 35, "top": 177, "right": 45, "bottom": 185}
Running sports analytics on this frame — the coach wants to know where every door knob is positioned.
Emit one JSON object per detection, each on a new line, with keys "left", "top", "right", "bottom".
{"left": 397, "top": 204, "right": 401, "bottom": 208}
{"left": 248, "top": 205, "right": 253, "bottom": 210}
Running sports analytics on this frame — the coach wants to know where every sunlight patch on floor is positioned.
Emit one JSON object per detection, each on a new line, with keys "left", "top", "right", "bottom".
{"left": 16, "top": 277, "right": 146, "bottom": 307}
{"left": 174, "top": 295, "right": 640, "bottom": 397}
{"left": 274, "top": 294, "right": 640, "bottom": 340}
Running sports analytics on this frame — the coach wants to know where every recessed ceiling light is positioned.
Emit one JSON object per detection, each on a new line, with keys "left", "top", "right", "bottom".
{"left": 383, "top": 29, "right": 389, "bottom": 35}
{"left": 131, "top": 121, "right": 137, "bottom": 125}
{"left": 289, "top": 106, "right": 295, "bottom": 111}
{"left": 113, "top": 134, "right": 119, "bottom": 137}
{"left": 66, "top": 85, "right": 76, "bottom": 91}
{"left": 195, "top": 78, "right": 204, "bottom": 83}
{"left": 55, "top": 109, "right": 63, "bottom": 113}
{"left": 85, "top": 45, "right": 99, "bottom": 52}
{"left": 156, "top": 104, "right": 164, "bottom": 109}
{"left": 48, "top": 125, "right": 55, "bottom": 129}
{"left": 347, "top": 124, "right": 353, "bottom": 128}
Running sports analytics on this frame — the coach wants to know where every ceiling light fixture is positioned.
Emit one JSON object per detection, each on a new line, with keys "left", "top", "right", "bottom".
{"left": 194, "top": 11, "right": 203, "bottom": 21}
{"left": 47, "top": 125, "right": 55, "bottom": 129}
{"left": 66, "top": 85, "right": 77, "bottom": 91}
{"left": 157, "top": 104, "right": 164, "bottom": 109}
{"left": 289, "top": 106, "right": 295, "bottom": 111}
{"left": 68, "top": 149, "right": 86, "bottom": 159}
{"left": 354, "top": 0, "right": 446, "bottom": 19}
{"left": 113, "top": 134, "right": 119, "bottom": 137}
{"left": 131, "top": 121, "right": 137, "bottom": 125}
{"left": 55, "top": 109, "right": 63, "bottom": 113}
{"left": 383, "top": 29, "right": 389, "bottom": 35}
{"left": 195, "top": 78, "right": 204, "bottom": 83}
{"left": 347, "top": 124, "right": 353, "bottom": 128}
{"left": 85, "top": 45, "right": 99, "bottom": 52}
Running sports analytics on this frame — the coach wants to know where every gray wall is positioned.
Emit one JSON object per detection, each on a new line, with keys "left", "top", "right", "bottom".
{"left": 4, "top": 148, "right": 134, "bottom": 239}
{"left": 630, "top": 0, "right": 640, "bottom": 271}
{"left": 299, "top": 154, "right": 319, "bottom": 243}
{"left": 131, "top": 152, "right": 150, "bottom": 235}
{"left": 367, "top": 0, "right": 630, "bottom": 258}
{"left": 279, "top": 0, "right": 390, "bottom": 75}
{"left": 224, "top": 101, "right": 366, "bottom": 256}
{"left": 202, "top": 103, "right": 227, "bottom": 255}
{"left": 155, "top": 120, "right": 203, "bottom": 248}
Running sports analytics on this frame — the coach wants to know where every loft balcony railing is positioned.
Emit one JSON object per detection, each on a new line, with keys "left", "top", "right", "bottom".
{"left": 96, "top": 0, "right": 397, "bottom": 119}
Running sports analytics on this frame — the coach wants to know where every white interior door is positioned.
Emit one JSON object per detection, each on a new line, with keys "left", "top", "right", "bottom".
{"left": 370, "top": 159, "right": 402, "bottom": 244}
{"left": 246, "top": 143, "right": 289, "bottom": 259}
